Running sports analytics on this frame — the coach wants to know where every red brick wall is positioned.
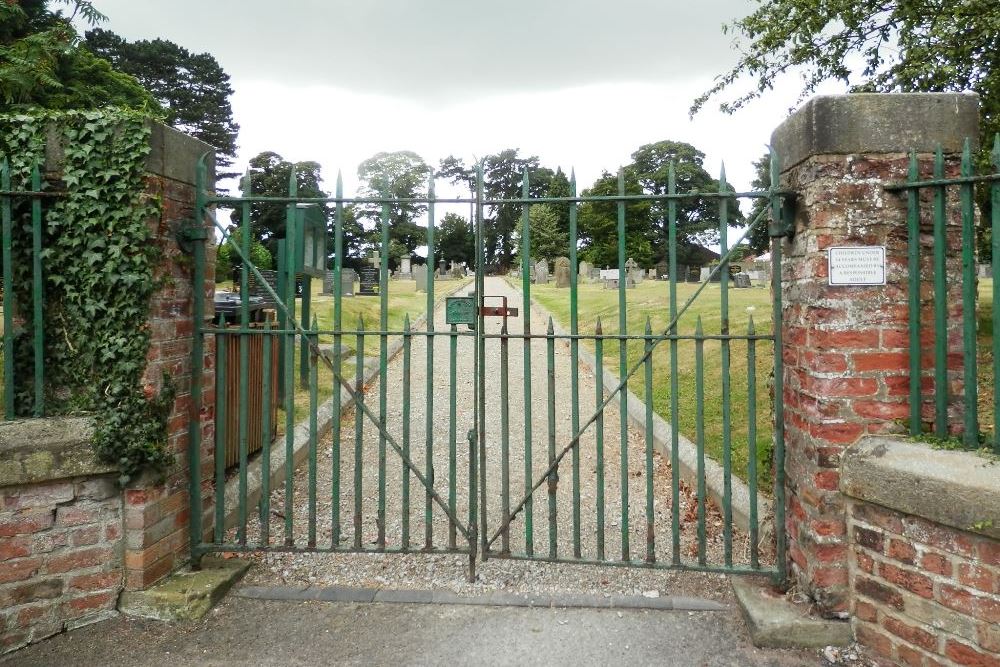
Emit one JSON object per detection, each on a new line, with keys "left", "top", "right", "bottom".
{"left": 124, "top": 170, "right": 215, "bottom": 591}
{"left": 779, "top": 153, "right": 965, "bottom": 613}
{"left": 0, "top": 476, "right": 123, "bottom": 652}
{"left": 848, "top": 499, "right": 999, "bottom": 666}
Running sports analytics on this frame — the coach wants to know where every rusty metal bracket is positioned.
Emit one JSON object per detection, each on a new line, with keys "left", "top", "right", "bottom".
{"left": 480, "top": 296, "right": 518, "bottom": 329}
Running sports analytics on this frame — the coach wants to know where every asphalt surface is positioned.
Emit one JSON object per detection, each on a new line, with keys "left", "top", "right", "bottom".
{"left": 2, "top": 595, "right": 821, "bottom": 666}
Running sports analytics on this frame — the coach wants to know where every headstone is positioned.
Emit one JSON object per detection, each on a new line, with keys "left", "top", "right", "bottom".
{"left": 247, "top": 269, "right": 280, "bottom": 306}
{"left": 700, "top": 267, "right": 712, "bottom": 283}
{"left": 369, "top": 251, "right": 380, "bottom": 268}
{"left": 578, "top": 260, "right": 592, "bottom": 278}
{"left": 655, "top": 261, "right": 669, "bottom": 279}
{"left": 599, "top": 268, "right": 635, "bottom": 289}
{"left": 414, "top": 264, "right": 427, "bottom": 293}
{"left": 648, "top": 269, "right": 656, "bottom": 280}
{"left": 340, "top": 268, "right": 356, "bottom": 297}
{"left": 399, "top": 256, "right": 412, "bottom": 279}
{"left": 589, "top": 267, "right": 600, "bottom": 281}
{"left": 687, "top": 266, "right": 701, "bottom": 283}
{"left": 625, "top": 258, "right": 642, "bottom": 286}
{"left": 437, "top": 258, "right": 448, "bottom": 279}
{"left": 733, "top": 273, "right": 752, "bottom": 289}
{"left": 450, "top": 262, "right": 465, "bottom": 279}
{"left": 676, "top": 264, "right": 688, "bottom": 283}
{"left": 978, "top": 264, "right": 991, "bottom": 278}
{"left": 321, "top": 270, "right": 335, "bottom": 295}
{"left": 534, "top": 259, "right": 549, "bottom": 285}
{"left": 554, "top": 256, "right": 571, "bottom": 288}
{"left": 358, "top": 267, "right": 379, "bottom": 296}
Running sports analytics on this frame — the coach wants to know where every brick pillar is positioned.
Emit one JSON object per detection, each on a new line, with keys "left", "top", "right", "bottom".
{"left": 771, "top": 94, "right": 979, "bottom": 614}
{"left": 123, "top": 124, "right": 216, "bottom": 590}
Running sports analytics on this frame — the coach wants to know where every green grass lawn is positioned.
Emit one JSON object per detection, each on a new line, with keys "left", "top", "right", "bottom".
{"left": 524, "top": 278, "right": 777, "bottom": 494}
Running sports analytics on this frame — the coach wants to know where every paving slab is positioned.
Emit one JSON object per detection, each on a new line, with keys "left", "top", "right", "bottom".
{"left": 732, "top": 578, "right": 853, "bottom": 649}
{"left": 118, "top": 556, "right": 250, "bottom": 622}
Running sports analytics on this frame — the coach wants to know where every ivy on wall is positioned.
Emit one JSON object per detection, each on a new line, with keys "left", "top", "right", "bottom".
{"left": 0, "top": 110, "right": 174, "bottom": 483}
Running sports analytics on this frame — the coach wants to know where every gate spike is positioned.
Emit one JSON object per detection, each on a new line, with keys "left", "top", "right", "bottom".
{"left": 595, "top": 316, "right": 603, "bottom": 335}
{"left": 547, "top": 316, "right": 554, "bottom": 335}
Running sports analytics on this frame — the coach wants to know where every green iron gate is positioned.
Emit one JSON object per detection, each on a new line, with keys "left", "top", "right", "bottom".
{"left": 188, "top": 152, "right": 791, "bottom": 583}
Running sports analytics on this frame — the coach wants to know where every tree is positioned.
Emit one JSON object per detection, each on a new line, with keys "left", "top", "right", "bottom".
{"left": 629, "top": 140, "right": 735, "bottom": 261}
{"left": 437, "top": 149, "right": 564, "bottom": 270}
{"left": 0, "top": 1, "right": 157, "bottom": 110}
{"left": 691, "top": 0, "right": 1000, "bottom": 144}
{"left": 357, "top": 151, "right": 431, "bottom": 260}
{"left": 234, "top": 151, "right": 327, "bottom": 258}
{"left": 514, "top": 204, "right": 568, "bottom": 265}
{"left": 435, "top": 212, "right": 474, "bottom": 266}
{"left": 216, "top": 228, "right": 272, "bottom": 284}
{"left": 84, "top": 28, "right": 239, "bottom": 177}
{"left": 745, "top": 153, "right": 774, "bottom": 256}
{"left": 577, "top": 169, "right": 654, "bottom": 268}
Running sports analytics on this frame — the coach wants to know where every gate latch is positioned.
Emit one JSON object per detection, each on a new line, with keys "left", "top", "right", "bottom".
{"left": 480, "top": 296, "right": 518, "bottom": 326}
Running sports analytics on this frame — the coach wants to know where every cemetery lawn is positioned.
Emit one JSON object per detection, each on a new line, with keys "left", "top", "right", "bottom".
{"left": 521, "top": 279, "right": 777, "bottom": 495}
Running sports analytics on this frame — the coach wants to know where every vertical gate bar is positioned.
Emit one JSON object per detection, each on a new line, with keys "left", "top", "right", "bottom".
{"left": 500, "top": 320, "right": 511, "bottom": 554}
{"left": 377, "top": 195, "right": 390, "bottom": 550}
{"left": 907, "top": 153, "right": 922, "bottom": 436}
{"left": 283, "top": 172, "right": 297, "bottom": 546}
{"left": 594, "top": 318, "right": 606, "bottom": 561}
{"left": 747, "top": 315, "right": 759, "bottom": 568}
{"left": 237, "top": 173, "right": 252, "bottom": 545}
{"left": 425, "top": 175, "right": 439, "bottom": 548}
{"left": 520, "top": 170, "right": 534, "bottom": 556}
{"left": 932, "top": 147, "right": 947, "bottom": 438}
{"left": 993, "top": 135, "right": 1000, "bottom": 455}
{"left": 402, "top": 315, "right": 412, "bottom": 550}
{"left": 668, "top": 161, "right": 681, "bottom": 566}
{"left": 476, "top": 163, "right": 487, "bottom": 563}
{"left": 308, "top": 316, "right": 319, "bottom": 546}
{"left": 1, "top": 160, "right": 14, "bottom": 419}
{"left": 30, "top": 164, "right": 43, "bottom": 415}
{"left": 959, "top": 140, "right": 978, "bottom": 448}
{"left": 260, "top": 322, "right": 273, "bottom": 545}
{"left": 770, "top": 149, "right": 788, "bottom": 583}
{"left": 332, "top": 172, "right": 344, "bottom": 547}
{"left": 643, "top": 317, "right": 655, "bottom": 563}
{"left": 546, "top": 317, "right": 557, "bottom": 559}
{"left": 616, "top": 169, "right": 629, "bottom": 562}
{"left": 214, "top": 313, "right": 227, "bottom": 543}
{"left": 354, "top": 315, "right": 365, "bottom": 549}
{"left": 188, "top": 156, "right": 208, "bottom": 562}
{"left": 568, "top": 170, "right": 582, "bottom": 558}
{"left": 695, "top": 316, "right": 706, "bottom": 566}
{"left": 300, "top": 276, "right": 311, "bottom": 389}
{"left": 276, "top": 239, "right": 286, "bottom": 404}
{"left": 447, "top": 322, "right": 457, "bottom": 550}
{"left": 718, "top": 165, "right": 733, "bottom": 567}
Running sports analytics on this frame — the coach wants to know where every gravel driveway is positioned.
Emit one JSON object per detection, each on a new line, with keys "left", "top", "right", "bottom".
{"left": 237, "top": 276, "right": 763, "bottom": 600}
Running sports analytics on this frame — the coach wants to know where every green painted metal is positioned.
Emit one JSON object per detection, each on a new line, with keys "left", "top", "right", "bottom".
{"left": 214, "top": 312, "right": 227, "bottom": 544}
{"left": 520, "top": 170, "right": 534, "bottom": 556}
{"left": 568, "top": 170, "right": 582, "bottom": 559}
{"left": 746, "top": 315, "right": 758, "bottom": 569}
{"left": 1, "top": 160, "right": 14, "bottom": 420}
{"left": 31, "top": 164, "right": 43, "bottom": 415}
{"left": 332, "top": 172, "right": 344, "bottom": 547}
{"left": 959, "top": 140, "right": 977, "bottom": 448}
{"left": 907, "top": 153, "right": 922, "bottom": 436}
{"left": 718, "top": 165, "right": 733, "bottom": 567}
{"left": 185, "top": 150, "right": 793, "bottom": 582}
{"left": 994, "top": 136, "right": 1000, "bottom": 455}
{"left": 769, "top": 149, "right": 788, "bottom": 586}
{"left": 932, "top": 147, "right": 948, "bottom": 438}
{"left": 668, "top": 161, "right": 681, "bottom": 566}
{"left": 616, "top": 168, "right": 629, "bottom": 562}
{"left": 237, "top": 174, "right": 252, "bottom": 545}
{"left": 260, "top": 320, "right": 273, "bottom": 545}
{"left": 188, "top": 154, "right": 208, "bottom": 565}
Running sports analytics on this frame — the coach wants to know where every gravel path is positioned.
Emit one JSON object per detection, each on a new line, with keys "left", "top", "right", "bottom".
{"left": 236, "top": 276, "right": 764, "bottom": 601}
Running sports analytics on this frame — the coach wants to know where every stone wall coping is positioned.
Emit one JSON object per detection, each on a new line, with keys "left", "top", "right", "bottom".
{"left": 840, "top": 435, "right": 1000, "bottom": 540}
{"left": 0, "top": 416, "right": 115, "bottom": 487}
{"left": 771, "top": 93, "right": 980, "bottom": 172}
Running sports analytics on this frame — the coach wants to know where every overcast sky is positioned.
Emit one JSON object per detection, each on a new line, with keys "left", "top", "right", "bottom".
{"left": 88, "top": 0, "right": 845, "bottom": 198}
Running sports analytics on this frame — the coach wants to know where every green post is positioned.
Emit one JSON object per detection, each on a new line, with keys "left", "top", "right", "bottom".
{"left": 1, "top": 160, "right": 14, "bottom": 420}
{"left": 668, "top": 161, "right": 680, "bottom": 566}
{"left": 568, "top": 170, "right": 581, "bottom": 558}
{"left": 959, "top": 140, "right": 978, "bottom": 448}
{"left": 616, "top": 168, "right": 629, "bottom": 562}
{"left": 718, "top": 164, "right": 733, "bottom": 567}
{"left": 377, "top": 192, "right": 390, "bottom": 550}
{"left": 993, "top": 135, "right": 1000, "bottom": 455}
{"left": 907, "top": 153, "right": 922, "bottom": 436}
{"left": 932, "top": 147, "right": 948, "bottom": 438}
{"left": 520, "top": 170, "right": 534, "bottom": 556}
{"left": 237, "top": 173, "right": 252, "bottom": 545}
{"left": 30, "top": 164, "right": 43, "bottom": 415}
{"left": 769, "top": 149, "right": 788, "bottom": 584}
{"left": 594, "top": 317, "right": 605, "bottom": 561}
{"left": 332, "top": 172, "right": 344, "bottom": 547}
{"left": 283, "top": 171, "right": 297, "bottom": 546}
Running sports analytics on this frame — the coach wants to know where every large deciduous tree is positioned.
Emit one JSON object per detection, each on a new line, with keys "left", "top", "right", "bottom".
{"left": 84, "top": 28, "right": 239, "bottom": 177}
{"left": 577, "top": 168, "right": 654, "bottom": 268}
{"left": 692, "top": 0, "right": 999, "bottom": 142}
{"left": 0, "top": 1, "right": 156, "bottom": 110}
{"left": 357, "top": 151, "right": 432, "bottom": 260}
{"left": 435, "top": 212, "right": 475, "bottom": 266}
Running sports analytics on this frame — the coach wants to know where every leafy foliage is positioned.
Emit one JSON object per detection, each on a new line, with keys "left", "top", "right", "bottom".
{"left": 0, "top": 110, "right": 172, "bottom": 483}
{"left": 577, "top": 168, "right": 654, "bottom": 268}
{"left": 435, "top": 212, "right": 474, "bottom": 265}
{"left": 516, "top": 204, "right": 568, "bottom": 264}
{"left": 216, "top": 228, "right": 273, "bottom": 284}
{"left": 357, "top": 151, "right": 432, "bottom": 256}
{"left": 84, "top": 28, "right": 240, "bottom": 178}
{"left": 0, "top": 1, "right": 157, "bottom": 111}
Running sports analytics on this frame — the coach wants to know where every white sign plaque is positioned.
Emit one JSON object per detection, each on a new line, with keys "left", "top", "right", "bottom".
{"left": 828, "top": 246, "right": 886, "bottom": 286}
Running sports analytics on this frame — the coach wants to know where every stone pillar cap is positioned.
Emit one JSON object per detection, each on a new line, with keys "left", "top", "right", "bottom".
{"left": 771, "top": 93, "right": 979, "bottom": 171}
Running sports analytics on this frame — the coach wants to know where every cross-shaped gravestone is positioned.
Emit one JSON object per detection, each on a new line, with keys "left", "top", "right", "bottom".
{"left": 624, "top": 257, "right": 638, "bottom": 272}
{"left": 369, "top": 251, "right": 380, "bottom": 268}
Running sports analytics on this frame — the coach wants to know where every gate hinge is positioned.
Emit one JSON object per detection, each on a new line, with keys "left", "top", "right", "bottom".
{"left": 174, "top": 218, "right": 210, "bottom": 254}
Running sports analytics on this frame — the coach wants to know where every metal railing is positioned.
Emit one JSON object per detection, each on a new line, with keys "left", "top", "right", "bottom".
{"left": 0, "top": 160, "right": 49, "bottom": 419}
{"left": 889, "top": 136, "right": 1000, "bottom": 452}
